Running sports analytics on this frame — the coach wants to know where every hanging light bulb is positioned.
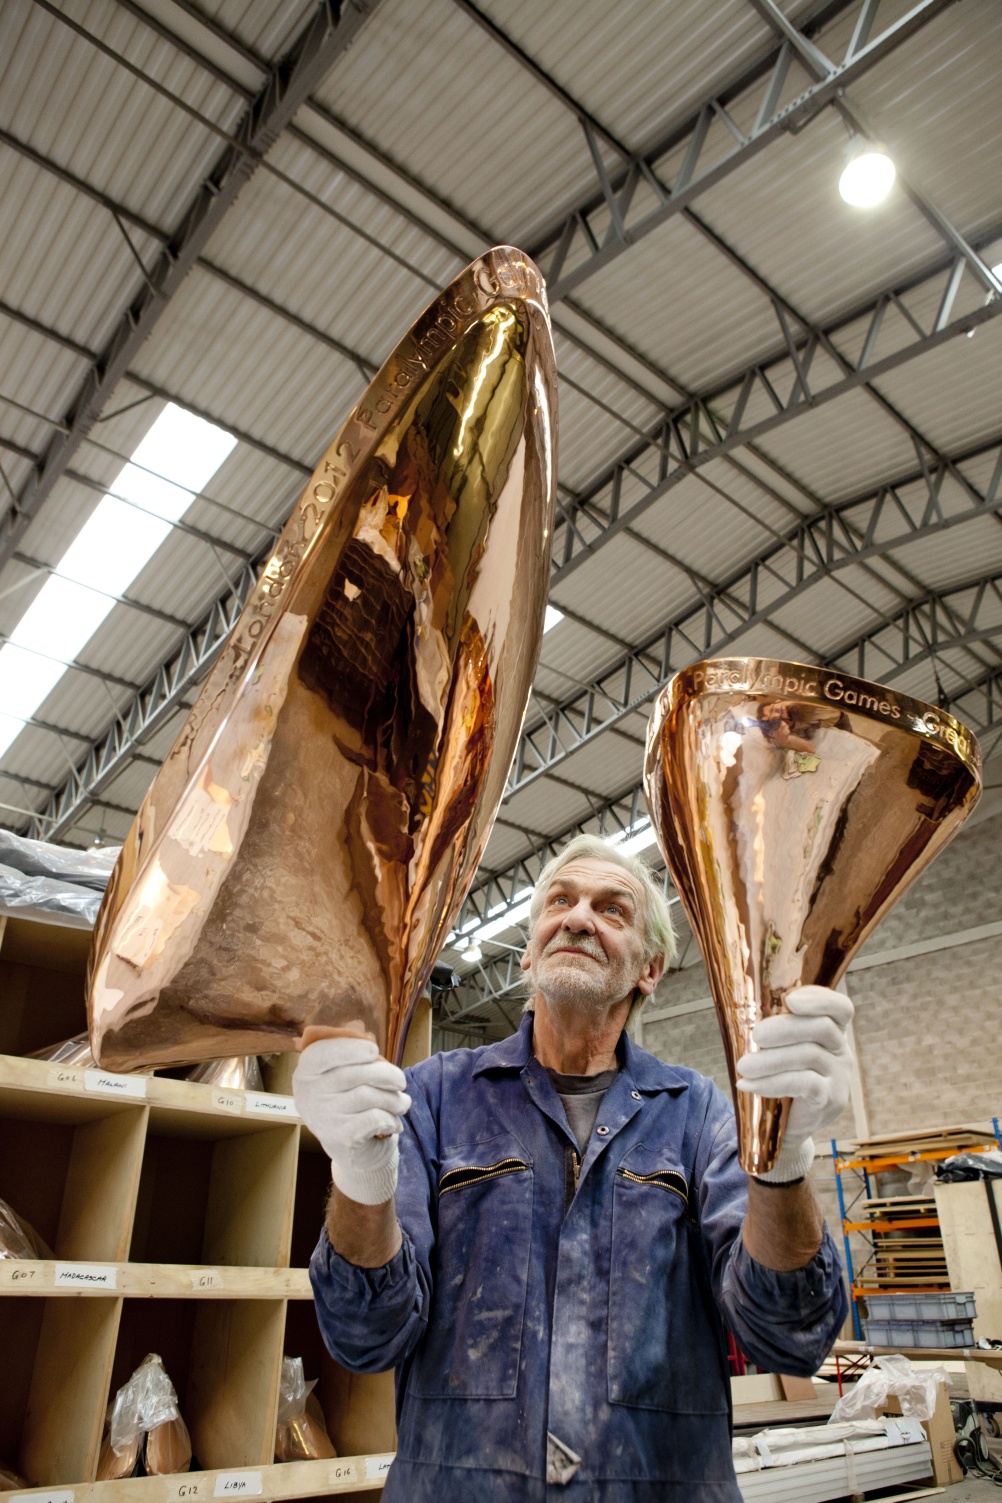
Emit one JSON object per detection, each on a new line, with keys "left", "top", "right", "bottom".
{"left": 839, "top": 141, "right": 896, "bottom": 208}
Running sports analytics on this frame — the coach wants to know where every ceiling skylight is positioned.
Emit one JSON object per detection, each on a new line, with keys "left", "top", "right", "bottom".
{"left": 0, "top": 404, "right": 237, "bottom": 762}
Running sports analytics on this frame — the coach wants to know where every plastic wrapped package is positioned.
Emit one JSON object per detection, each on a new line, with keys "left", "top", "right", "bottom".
{"left": 937, "top": 1149, "right": 1002, "bottom": 1181}
{"left": 274, "top": 1357, "right": 336, "bottom": 1462}
{"left": 0, "top": 831, "right": 120, "bottom": 888}
{"left": 97, "top": 1354, "right": 192, "bottom": 1479}
{"left": 829, "top": 1354, "right": 951, "bottom": 1423}
{"left": 0, "top": 863, "right": 104, "bottom": 929}
{"left": 733, "top": 1417, "right": 925, "bottom": 1474}
{"left": 0, "top": 1198, "right": 53, "bottom": 1260}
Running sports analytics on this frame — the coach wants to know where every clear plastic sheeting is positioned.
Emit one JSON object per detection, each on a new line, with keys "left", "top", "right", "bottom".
{"left": 0, "top": 1197, "right": 53, "bottom": 1259}
{"left": 109, "top": 1353, "right": 184, "bottom": 1455}
{"left": 274, "top": 1356, "right": 336, "bottom": 1462}
{"left": 829, "top": 1354, "right": 951, "bottom": 1423}
{"left": 0, "top": 830, "right": 119, "bottom": 887}
{"left": 0, "top": 862, "right": 103, "bottom": 928}
{"left": 276, "top": 1356, "right": 312, "bottom": 1425}
{"left": 937, "top": 1149, "right": 1002, "bottom": 1181}
{"left": 0, "top": 831, "right": 118, "bottom": 928}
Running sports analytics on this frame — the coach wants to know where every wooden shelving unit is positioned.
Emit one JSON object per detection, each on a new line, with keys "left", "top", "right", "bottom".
{"left": 0, "top": 912, "right": 424, "bottom": 1500}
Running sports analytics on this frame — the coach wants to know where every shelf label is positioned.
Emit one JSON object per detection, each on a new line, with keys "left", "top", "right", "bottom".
{"left": 0, "top": 1261, "right": 51, "bottom": 1289}
{"left": 55, "top": 1263, "right": 117, "bottom": 1290}
{"left": 213, "top": 1473, "right": 262, "bottom": 1497}
{"left": 47, "top": 1067, "right": 84, "bottom": 1090}
{"left": 84, "top": 1070, "right": 147, "bottom": 1099}
{"left": 10, "top": 1492, "right": 74, "bottom": 1503}
{"left": 245, "top": 1092, "right": 298, "bottom": 1119}
{"left": 364, "top": 1455, "right": 395, "bottom": 1481}
{"left": 212, "top": 1090, "right": 243, "bottom": 1115}
{"left": 327, "top": 1461, "right": 358, "bottom": 1484}
{"left": 189, "top": 1268, "right": 224, "bottom": 1290}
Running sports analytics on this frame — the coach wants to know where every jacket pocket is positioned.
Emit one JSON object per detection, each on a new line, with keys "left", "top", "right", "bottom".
{"left": 412, "top": 1133, "right": 533, "bottom": 1399}
{"left": 607, "top": 1145, "right": 728, "bottom": 1413}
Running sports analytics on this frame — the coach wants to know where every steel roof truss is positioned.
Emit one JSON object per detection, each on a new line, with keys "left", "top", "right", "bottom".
{"left": 511, "top": 439, "right": 1002, "bottom": 798}
{"left": 553, "top": 254, "right": 1002, "bottom": 583}
{"left": 0, "top": 0, "right": 383, "bottom": 571}
{"left": 523, "top": 0, "right": 956, "bottom": 300}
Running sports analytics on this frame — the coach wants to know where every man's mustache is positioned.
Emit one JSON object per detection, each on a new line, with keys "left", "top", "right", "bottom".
{"left": 543, "top": 931, "right": 605, "bottom": 962}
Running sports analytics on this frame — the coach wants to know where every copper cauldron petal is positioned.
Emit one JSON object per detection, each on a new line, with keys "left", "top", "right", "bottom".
{"left": 89, "top": 248, "right": 556, "bottom": 1071}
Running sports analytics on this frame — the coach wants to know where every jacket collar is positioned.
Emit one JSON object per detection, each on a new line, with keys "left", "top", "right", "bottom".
{"left": 471, "top": 1011, "right": 690, "bottom": 1094}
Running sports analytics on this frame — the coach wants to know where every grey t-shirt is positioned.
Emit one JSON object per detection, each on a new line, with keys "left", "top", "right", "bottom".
{"left": 545, "top": 1066, "right": 619, "bottom": 1152}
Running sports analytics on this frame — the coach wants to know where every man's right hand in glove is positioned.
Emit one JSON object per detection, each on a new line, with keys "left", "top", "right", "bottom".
{"left": 293, "top": 1037, "right": 411, "bottom": 1267}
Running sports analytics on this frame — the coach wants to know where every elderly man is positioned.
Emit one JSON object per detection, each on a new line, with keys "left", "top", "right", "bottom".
{"left": 296, "top": 834, "right": 851, "bottom": 1501}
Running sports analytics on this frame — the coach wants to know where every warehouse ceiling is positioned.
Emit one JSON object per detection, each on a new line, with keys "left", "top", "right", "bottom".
{"left": 1, "top": 0, "right": 1000, "bottom": 1043}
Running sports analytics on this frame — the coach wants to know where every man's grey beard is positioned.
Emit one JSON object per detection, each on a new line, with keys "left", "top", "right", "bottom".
{"left": 530, "top": 932, "right": 636, "bottom": 1011}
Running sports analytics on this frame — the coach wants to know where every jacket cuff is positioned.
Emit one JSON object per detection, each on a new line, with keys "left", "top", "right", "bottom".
{"left": 311, "top": 1224, "right": 413, "bottom": 1301}
{"left": 733, "top": 1221, "right": 841, "bottom": 1317}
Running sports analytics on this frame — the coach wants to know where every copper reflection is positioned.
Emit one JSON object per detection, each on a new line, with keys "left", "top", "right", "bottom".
{"left": 644, "top": 658, "right": 981, "bottom": 1175}
{"left": 89, "top": 247, "right": 557, "bottom": 1071}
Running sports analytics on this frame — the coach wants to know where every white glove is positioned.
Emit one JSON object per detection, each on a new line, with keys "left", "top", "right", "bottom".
{"left": 736, "top": 986, "right": 854, "bottom": 1183}
{"left": 293, "top": 1037, "right": 411, "bottom": 1205}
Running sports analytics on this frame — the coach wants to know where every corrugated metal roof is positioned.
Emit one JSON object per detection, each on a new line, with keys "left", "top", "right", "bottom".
{"left": 198, "top": 0, "right": 316, "bottom": 58}
{"left": 319, "top": 0, "right": 607, "bottom": 248}
{"left": 572, "top": 212, "right": 783, "bottom": 393}
{"left": 482, "top": 0, "right": 797, "bottom": 154}
{"left": 844, "top": 0, "right": 1002, "bottom": 237}
{"left": 0, "top": 0, "right": 998, "bottom": 935}
{"left": 0, "top": 0, "right": 244, "bottom": 231}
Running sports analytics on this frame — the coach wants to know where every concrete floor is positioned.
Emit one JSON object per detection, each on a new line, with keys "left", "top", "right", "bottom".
{"left": 940, "top": 1480, "right": 1002, "bottom": 1499}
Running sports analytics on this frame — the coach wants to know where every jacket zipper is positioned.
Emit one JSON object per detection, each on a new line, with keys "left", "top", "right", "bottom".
{"left": 439, "top": 1157, "right": 530, "bottom": 1195}
{"left": 618, "top": 1167, "right": 689, "bottom": 1207}
{"left": 572, "top": 1149, "right": 581, "bottom": 1194}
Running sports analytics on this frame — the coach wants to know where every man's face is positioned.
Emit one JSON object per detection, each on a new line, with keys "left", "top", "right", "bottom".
{"left": 520, "top": 858, "right": 657, "bottom": 1013}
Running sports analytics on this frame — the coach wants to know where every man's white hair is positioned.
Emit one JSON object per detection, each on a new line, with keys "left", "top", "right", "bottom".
{"left": 522, "top": 833, "right": 677, "bottom": 1026}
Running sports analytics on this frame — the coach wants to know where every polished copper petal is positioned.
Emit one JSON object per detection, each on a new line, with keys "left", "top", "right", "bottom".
{"left": 96, "top": 1433, "right": 140, "bottom": 1481}
{"left": 185, "top": 1056, "right": 263, "bottom": 1090}
{"left": 274, "top": 1410, "right": 336, "bottom": 1462}
{"left": 89, "top": 248, "right": 556, "bottom": 1070}
{"left": 143, "top": 1418, "right": 192, "bottom": 1476}
{"left": 644, "top": 658, "right": 981, "bottom": 1174}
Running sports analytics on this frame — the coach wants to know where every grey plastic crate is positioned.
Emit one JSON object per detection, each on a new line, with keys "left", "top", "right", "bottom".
{"left": 865, "top": 1291, "right": 977, "bottom": 1322}
{"left": 862, "top": 1315, "right": 975, "bottom": 1348}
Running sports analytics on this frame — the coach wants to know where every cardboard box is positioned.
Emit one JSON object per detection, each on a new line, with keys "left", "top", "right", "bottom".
{"left": 883, "top": 1386, "right": 963, "bottom": 1486}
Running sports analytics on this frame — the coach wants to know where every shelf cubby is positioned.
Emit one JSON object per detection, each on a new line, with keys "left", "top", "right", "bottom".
{"left": 289, "top": 1141, "right": 330, "bottom": 1273}
{"left": 2, "top": 1293, "right": 123, "bottom": 1486}
{"left": 132, "top": 1111, "right": 299, "bottom": 1270}
{"left": 0, "top": 918, "right": 88, "bottom": 1059}
{"left": 110, "top": 1297, "right": 287, "bottom": 1472}
{"left": 281, "top": 1300, "right": 397, "bottom": 1464}
{"left": 0, "top": 1088, "right": 146, "bottom": 1264}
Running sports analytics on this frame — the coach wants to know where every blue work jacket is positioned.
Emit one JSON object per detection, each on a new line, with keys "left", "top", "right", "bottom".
{"left": 310, "top": 1014, "right": 847, "bottom": 1501}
